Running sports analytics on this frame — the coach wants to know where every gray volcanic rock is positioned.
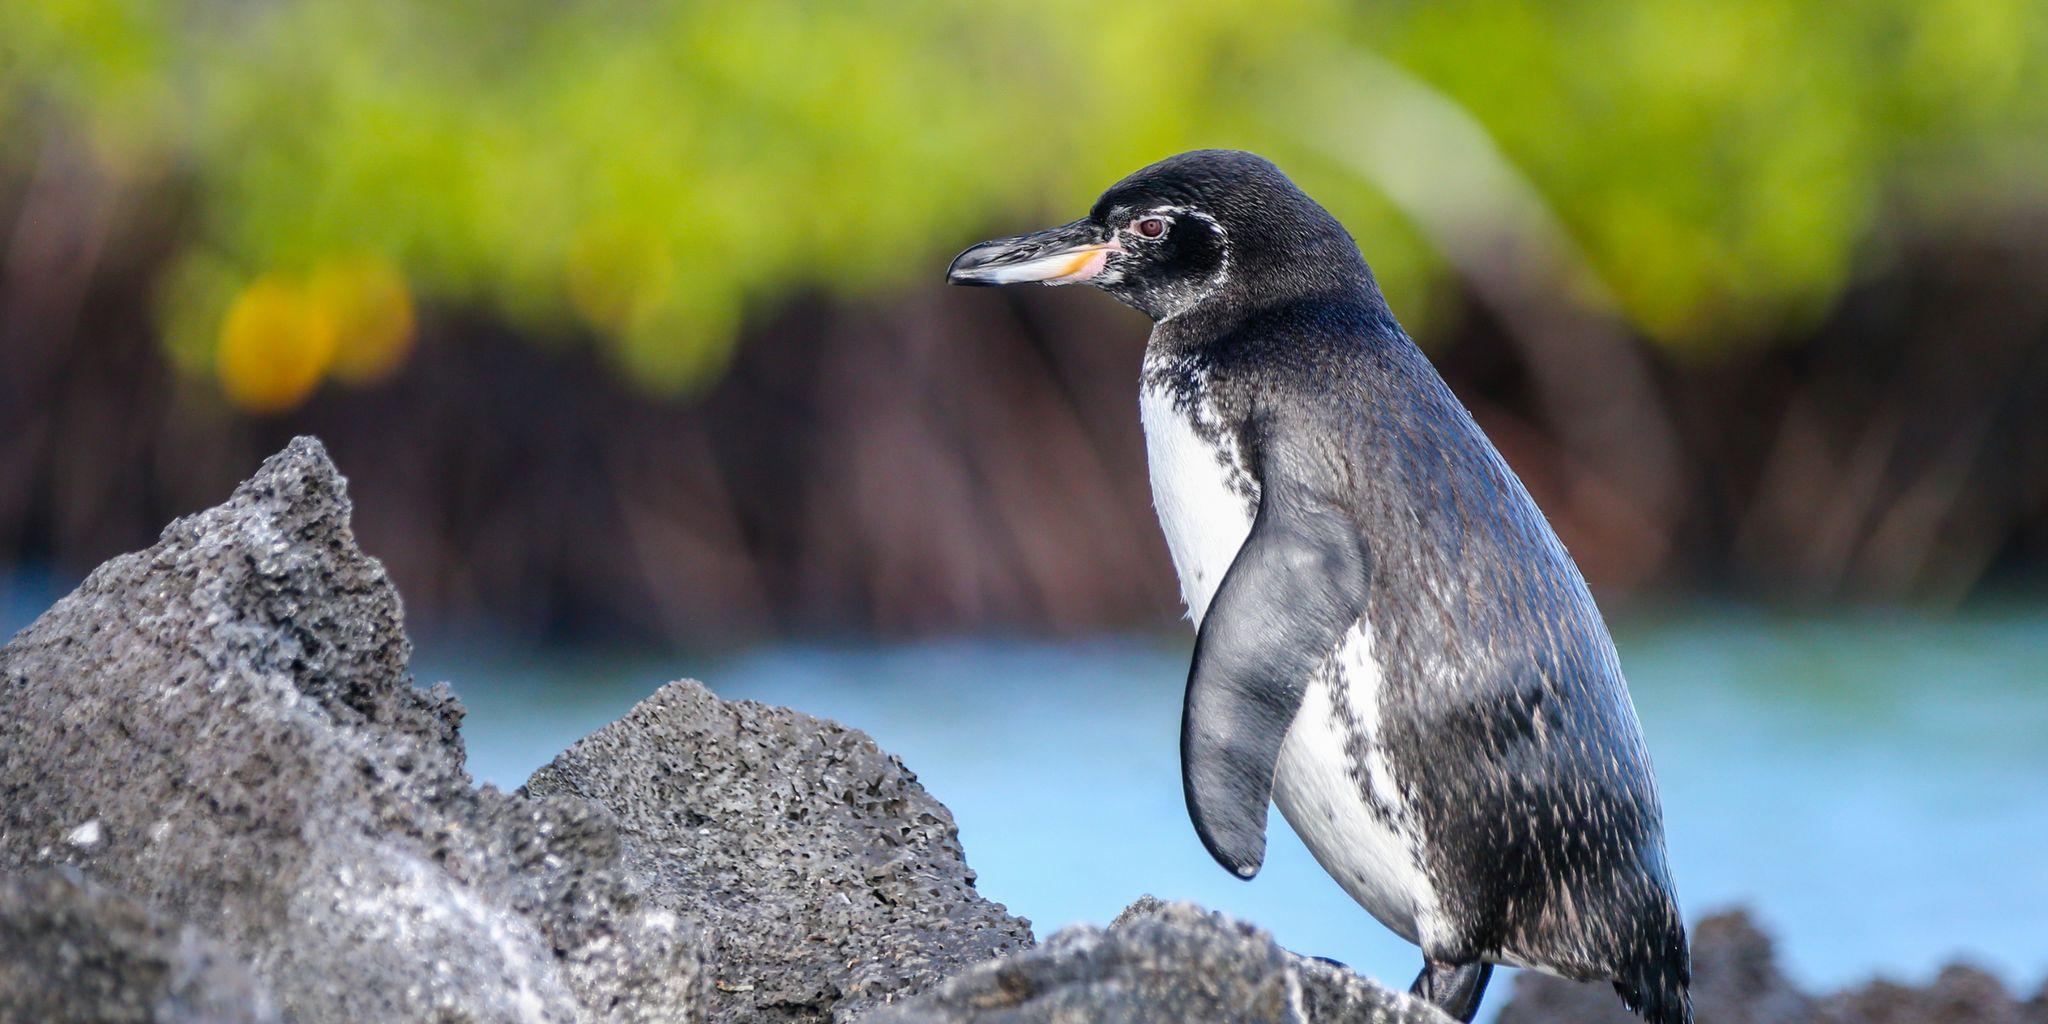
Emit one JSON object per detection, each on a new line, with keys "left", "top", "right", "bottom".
{"left": 0, "top": 867, "right": 278, "bottom": 1024}
{"left": 863, "top": 897, "right": 1447, "bottom": 1024}
{"left": 523, "top": 679, "right": 1035, "bottom": 1024}
{"left": 0, "top": 437, "right": 702, "bottom": 1024}
{"left": 1817, "top": 965, "right": 2048, "bottom": 1024}
{"left": 1496, "top": 909, "right": 2048, "bottom": 1024}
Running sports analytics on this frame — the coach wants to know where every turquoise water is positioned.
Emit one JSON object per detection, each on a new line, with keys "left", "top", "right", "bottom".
{"left": 422, "top": 607, "right": 2048, "bottom": 1000}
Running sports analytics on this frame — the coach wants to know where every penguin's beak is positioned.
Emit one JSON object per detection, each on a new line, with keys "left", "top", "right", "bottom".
{"left": 946, "top": 220, "right": 1120, "bottom": 287}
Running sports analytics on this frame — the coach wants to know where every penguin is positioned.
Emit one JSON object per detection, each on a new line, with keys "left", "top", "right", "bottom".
{"left": 947, "top": 150, "right": 1691, "bottom": 1024}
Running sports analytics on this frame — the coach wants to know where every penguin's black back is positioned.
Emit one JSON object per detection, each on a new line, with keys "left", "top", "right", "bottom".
{"left": 1153, "top": 292, "right": 1691, "bottom": 1022}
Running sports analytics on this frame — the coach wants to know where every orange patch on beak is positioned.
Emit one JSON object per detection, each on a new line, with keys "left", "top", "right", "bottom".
{"left": 1048, "top": 244, "right": 1116, "bottom": 284}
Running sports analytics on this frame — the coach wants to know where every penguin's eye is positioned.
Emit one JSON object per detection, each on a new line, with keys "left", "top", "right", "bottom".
{"left": 1132, "top": 217, "right": 1169, "bottom": 239}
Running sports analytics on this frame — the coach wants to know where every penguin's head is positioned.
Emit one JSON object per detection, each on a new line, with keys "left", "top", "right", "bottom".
{"left": 947, "top": 149, "right": 1367, "bottom": 321}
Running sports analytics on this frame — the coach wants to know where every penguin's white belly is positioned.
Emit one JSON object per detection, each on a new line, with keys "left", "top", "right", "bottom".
{"left": 1140, "top": 381, "right": 1440, "bottom": 949}
{"left": 1271, "top": 627, "right": 1437, "bottom": 946}
{"left": 1139, "top": 383, "right": 1255, "bottom": 623}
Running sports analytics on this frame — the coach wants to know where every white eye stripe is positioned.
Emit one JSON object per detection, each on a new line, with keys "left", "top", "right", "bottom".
{"left": 1149, "top": 205, "right": 1222, "bottom": 229}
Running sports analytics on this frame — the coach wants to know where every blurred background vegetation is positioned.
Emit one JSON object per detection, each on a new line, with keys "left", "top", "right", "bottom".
{"left": 4, "top": 0, "right": 2048, "bottom": 637}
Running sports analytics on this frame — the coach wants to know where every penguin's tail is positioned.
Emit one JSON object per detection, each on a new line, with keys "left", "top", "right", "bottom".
{"left": 1610, "top": 914, "right": 1692, "bottom": 1024}
{"left": 1612, "top": 969, "right": 1690, "bottom": 1024}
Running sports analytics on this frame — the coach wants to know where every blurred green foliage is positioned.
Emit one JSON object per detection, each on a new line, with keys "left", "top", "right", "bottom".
{"left": 3, "top": 0, "right": 2045, "bottom": 406}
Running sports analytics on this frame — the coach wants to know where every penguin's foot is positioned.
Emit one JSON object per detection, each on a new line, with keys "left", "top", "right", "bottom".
{"left": 1409, "top": 958, "right": 1493, "bottom": 1023}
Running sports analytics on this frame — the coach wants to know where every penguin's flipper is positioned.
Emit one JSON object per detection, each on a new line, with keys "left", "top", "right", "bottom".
{"left": 1181, "top": 440, "right": 1370, "bottom": 877}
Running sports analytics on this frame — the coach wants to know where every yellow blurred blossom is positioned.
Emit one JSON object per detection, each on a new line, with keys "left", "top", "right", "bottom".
{"left": 215, "top": 274, "right": 338, "bottom": 415}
